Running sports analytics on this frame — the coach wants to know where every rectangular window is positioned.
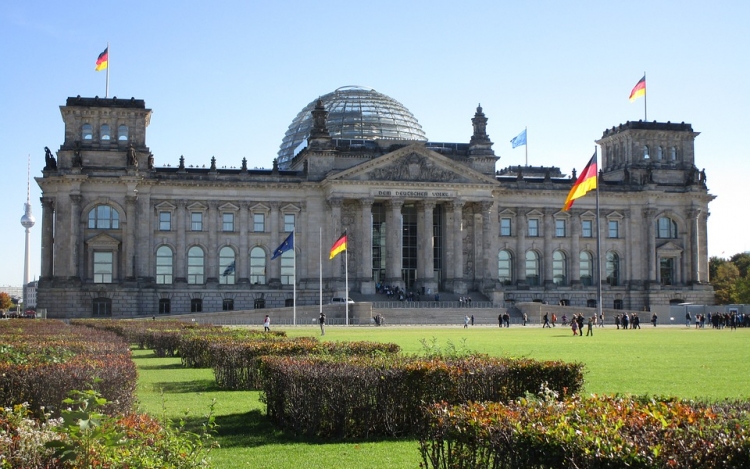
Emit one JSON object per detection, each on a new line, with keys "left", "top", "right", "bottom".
{"left": 582, "top": 220, "right": 593, "bottom": 238}
{"left": 284, "top": 214, "right": 295, "bottom": 232}
{"left": 158, "top": 299, "right": 171, "bottom": 314}
{"left": 253, "top": 213, "right": 265, "bottom": 232}
{"left": 555, "top": 219, "right": 566, "bottom": 237}
{"left": 191, "top": 212, "right": 203, "bottom": 231}
{"left": 159, "top": 211, "right": 171, "bottom": 231}
{"left": 93, "top": 251, "right": 113, "bottom": 283}
{"left": 222, "top": 213, "right": 234, "bottom": 232}
{"left": 500, "top": 217, "right": 511, "bottom": 236}
{"left": 528, "top": 219, "right": 539, "bottom": 237}
{"left": 608, "top": 220, "right": 619, "bottom": 238}
{"left": 222, "top": 299, "right": 234, "bottom": 311}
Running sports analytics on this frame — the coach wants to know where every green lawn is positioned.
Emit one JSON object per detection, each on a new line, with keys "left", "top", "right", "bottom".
{"left": 133, "top": 325, "right": 750, "bottom": 468}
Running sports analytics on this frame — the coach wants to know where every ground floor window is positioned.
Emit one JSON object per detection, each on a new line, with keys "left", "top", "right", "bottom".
{"left": 159, "top": 298, "right": 171, "bottom": 314}
{"left": 613, "top": 299, "right": 623, "bottom": 310}
{"left": 93, "top": 297, "right": 112, "bottom": 316}
{"left": 191, "top": 298, "right": 203, "bottom": 313}
{"left": 222, "top": 298, "right": 234, "bottom": 311}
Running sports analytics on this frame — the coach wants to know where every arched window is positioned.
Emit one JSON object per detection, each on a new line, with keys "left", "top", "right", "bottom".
{"left": 579, "top": 251, "right": 593, "bottom": 286}
{"left": 219, "top": 246, "right": 236, "bottom": 285}
{"left": 100, "top": 124, "right": 111, "bottom": 141}
{"left": 552, "top": 250, "right": 567, "bottom": 286}
{"left": 250, "top": 247, "right": 266, "bottom": 284}
{"left": 525, "top": 251, "right": 539, "bottom": 286}
{"left": 280, "top": 250, "right": 294, "bottom": 285}
{"left": 156, "top": 246, "right": 173, "bottom": 284}
{"left": 187, "top": 246, "right": 205, "bottom": 284}
{"left": 88, "top": 205, "right": 120, "bottom": 229}
{"left": 656, "top": 146, "right": 663, "bottom": 160}
{"left": 670, "top": 146, "right": 677, "bottom": 161}
{"left": 498, "top": 250, "right": 513, "bottom": 285}
{"left": 606, "top": 252, "right": 620, "bottom": 286}
{"left": 657, "top": 217, "right": 678, "bottom": 239}
{"left": 643, "top": 145, "right": 650, "bottom": 159}
{"left": 82, "top": 123, "right": 93, "bottom": 140}
{"left": 118, "top": 125, "right": 128, "bottom": 141}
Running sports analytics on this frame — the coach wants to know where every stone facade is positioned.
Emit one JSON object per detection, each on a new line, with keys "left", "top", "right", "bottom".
{"left": 36, "top": 97, "right": 715, "bottom": 318}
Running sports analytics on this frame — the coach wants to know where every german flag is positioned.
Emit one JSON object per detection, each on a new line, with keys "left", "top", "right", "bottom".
{"left": 329, "top": 232, "right": 347, "bottom": 259}
{"left": 563, "top": 153, "right": 597, "bottom": 211}
{"left": 95, "top": 47, "right": 108, "bottom": 71}
{"left": 629, "top": 75, "right": 646, "bottom": 102}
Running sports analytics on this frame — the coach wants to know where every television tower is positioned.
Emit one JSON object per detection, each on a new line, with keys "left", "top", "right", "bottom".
{"left": 20, "top": 155, "right": 35, "bottom": 308}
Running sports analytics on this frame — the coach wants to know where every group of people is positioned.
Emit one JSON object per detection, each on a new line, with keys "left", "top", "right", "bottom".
{"left": 614, "top": 312, "right": 645, "bottom": 329}
{"left": 688, "top": 311, "right": 745, "bottom": 329}
{"left": 498, "top": 312, "right": 511, "bottom": 327}
{"left": 373, "top": 313, "right": 386, "bottom": 326}
{"left": 260, "top": 312, "right": 327, "bottom": 336}
{"left": 568, "top": 313, "right": 595, "bottom": 336}
{"left": 458, "top": 296, "right": 473, "bottom": 307}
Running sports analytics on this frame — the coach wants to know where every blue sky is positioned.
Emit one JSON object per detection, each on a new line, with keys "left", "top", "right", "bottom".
{"left": 1, "top": 0, "right": 749, "bottom": 287}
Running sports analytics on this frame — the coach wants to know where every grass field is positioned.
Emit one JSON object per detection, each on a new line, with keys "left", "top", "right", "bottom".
{"left": 134, "top": 324, "right": 750, "bottom": 469}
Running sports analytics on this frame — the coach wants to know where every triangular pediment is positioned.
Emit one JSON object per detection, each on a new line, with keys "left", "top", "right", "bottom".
{"left": 499, "top": 208, "right": 516, "bottom": 216}
{"left": 85, "top": 233, "right": 121, "bottom": 248}
{"left": 606, "top": 211, "right": 624, "bottom": 220}
{"left": 155, "top": 201, "right": 176, "bottom": 211}
{"left": 218, "top": 202, "right": 239, "bottom": 212}
{"left": 656, "top": 241, "right": 683, "bottom": 254}
{"left": 326, "top": 144, "right": 498, "bottom": 185}
{"left": 526, "top": 209, "right": 544, "bottom": 217}
{"left": 553, "top": 210, "right": 570, "bottom": 219}
{"left": 249, "top": 203, "right": 270, "bottom": 213}
{"left": 580, "top": 210, "right": 596, "bottom": 219}
{"left": 187, "top": 202, "right": 207, "bottom": 211}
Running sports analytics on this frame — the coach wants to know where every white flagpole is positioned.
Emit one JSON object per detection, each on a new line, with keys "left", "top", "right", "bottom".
{"left": 105, "top": 42, "right": 110, "bottom": 98}
{"left": 594, "top": 147, "right": 603, "bottom": 321}
{"left": 643, "top": 71, "right": 647, "bottom": 121}
{"left": 319, "top": 227, "right": 323, "bottom": 316}
{"left": 293, "top": 230, "right": 297, "bottom": 326}
{"left": 345, "top": 234, "right": 349, "bottom": 326}
{"left": 525, "top": 126, "right": 528, "bottom": 166}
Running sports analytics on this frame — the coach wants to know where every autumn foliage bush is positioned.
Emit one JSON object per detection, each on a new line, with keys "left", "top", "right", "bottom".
{"left": 259, "top": 354, "right": 584, "bottom": 438}
{"left": 419, "top": 394, "right": 750, "bottom": 469}
{"left": 0, "top": 320, "right": 136, "bottom": 417}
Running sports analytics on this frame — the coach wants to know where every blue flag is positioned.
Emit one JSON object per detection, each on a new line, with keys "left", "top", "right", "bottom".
{"left": 222, "top": 261, "right": 235, "bottom": 276}
{"left": 510, "top": 129, "right": 527, "bottom": 148}
{"left": 271, "top": 232, "right": 294, "bottom": 260}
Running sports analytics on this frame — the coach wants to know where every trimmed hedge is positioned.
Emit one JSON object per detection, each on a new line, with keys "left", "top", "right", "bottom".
{"left": 259, "top": 354, "right": 584, "bottom": 438}
{"left": 419, "top": 396, "right": 750, "bottom": 469}
{"left": 0, "top": 320, "right": 137, "bottom": 417}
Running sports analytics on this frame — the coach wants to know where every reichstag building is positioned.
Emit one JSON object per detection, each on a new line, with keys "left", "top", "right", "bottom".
{"left": 36, "top": 86, "right": 715, "bottom": 317}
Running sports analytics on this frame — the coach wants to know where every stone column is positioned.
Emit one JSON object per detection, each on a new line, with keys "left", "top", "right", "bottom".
{"left": 629, "top": 206, "right": 644, "bottom": 286}
{"left": 40, "top": 197, "right": 55, "bottom": 279}
{"left": 206, "top": 201, "right": 218, "bottom": 283}
{"left": 417, "top": 201, "right": 436, "bottom": 290}
{"left": 328, "top": 198, "right": 343, "bottom": 279}
{"left": 688, "top": 208, "right": 701, "bottom": 284}
{"left": 452, "top": 200, "right": 465, "bottom": 292}
{"left": 543, "top": 208, "right": 554, "bottom": 286}
{"left": 269, "top": 202, "right": 281, "bottom": 283}
{"left": 644, "top": 208, "right": 657, "bottom": 283}
{"left": 515, "top": 209, "right": 526, "bottom": 284}
{"left": 175, "top": 200, "right": 186, "bottom": 282}
{"left": 124, "top": 195, "right": 137, "bottom": 280}
{"left": 238, "top": 203, "right": 249, "bottom": 283}
{"left": 570, "top": 211, "right": 581, "bottom": 286}
{"left": 69, "top": 194, "right": 82, "bottom": 279}
{"left": 385, "top": 199, "right": 403, "bottom": 287}
{"left": 136, "top": 192, "right": 151, "bottom": 279}
{"left": 359, "top": 198, "right": 374, "bottom": 293}
{"left": 623, "top": 210, "right": 632, "bottom": 286}
{"left": 480, "top": 201, "right": 493, "bottom": 284}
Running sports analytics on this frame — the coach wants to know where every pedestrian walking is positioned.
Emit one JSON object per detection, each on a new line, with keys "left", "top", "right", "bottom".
{"left": 586, "top": 316, "right": 594, "bottom": 336}
{"left": 263, "top": 315, "right": 271, "bottom": 332}
{"left": 464, "top": 315, "right": 470, "bottom": 328}
{"left": 543, "top": 312, "right": 551, "bottom": 328}
{"left": 319, "top": 312, "right": 326, "bottom": 335}
{"left": 470, "top": 314, "right": 475, "bottom": 326}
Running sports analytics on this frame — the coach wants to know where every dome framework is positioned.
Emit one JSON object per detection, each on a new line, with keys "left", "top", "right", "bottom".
{"left": 277, "top": 86, "right": 427, "bottom": 168}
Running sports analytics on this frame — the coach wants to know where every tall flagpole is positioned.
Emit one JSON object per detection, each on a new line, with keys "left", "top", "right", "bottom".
{"left": 594, "top": 147, "right": 603, "bottom": 321}
{"left": 293, "top": 229, "right": 297, "bottom": 326}
{"left": 105, "top": 42, "right": 110, "bottom": 98}
{"left": 345, "top": 235, "right": 349, "bottom": 326}
{"left": 525, "top": 126, "right": 528, "bottom": 166}
{"left": 643, "top": 71, "right": 647, "bottom": 121}
{"left": 319, "top": 227, "right": 323, "bottom": 316}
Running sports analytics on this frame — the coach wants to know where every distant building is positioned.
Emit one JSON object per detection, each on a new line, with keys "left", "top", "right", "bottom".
{"left": 25, "top": 281, "right": 37, "bottom": 309}
{"left": 36, "top": 89, "right": 715, "bottom": 318}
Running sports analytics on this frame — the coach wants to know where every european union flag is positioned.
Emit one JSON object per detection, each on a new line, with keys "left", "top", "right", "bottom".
{"left": 510, "top": 129, "right": 527, "bottom": 148}
{"left": 271, "top": 232, "right": 294, "bottom": 260}
{"left": 222, "top": 261, "right": 235, "bottom": 276}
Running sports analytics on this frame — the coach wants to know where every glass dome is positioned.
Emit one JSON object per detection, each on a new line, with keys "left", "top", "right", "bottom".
{"left": 277, "top": 86, "right": 427, "bottom": 168}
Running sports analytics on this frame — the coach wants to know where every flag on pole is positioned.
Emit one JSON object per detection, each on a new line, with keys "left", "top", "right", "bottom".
{"left": 563, "top": 152, "right": 598, "bottom": 211}
{"left": 222, "top": 261, "right": 235, "bottom": 277}
{"left": 510, "top": 129, "right": 527, "bottom": 148}
{"left": 271, "top": 232, "right": 294, "bottom": 260}
{"left": 329, "top": 232, "right": 347, "bottom": 259}
{"left": 95, "top": 47, "right": 109, "bottom": 71}
{"left": 629, "top": 75, "right": 646, "bottom": 102}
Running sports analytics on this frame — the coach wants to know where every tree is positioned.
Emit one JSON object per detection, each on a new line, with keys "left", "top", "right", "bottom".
{"left": 0, "top": 292, "right": 12, "bottom": 311}
{"left": 730, "top": 252, "right": 750, "bottom": 278}
{"left": 735, "top": 273, "right": 750, "bottom": 305}
{"left": 713, "top": 262, "right": 739, "bottom": 304}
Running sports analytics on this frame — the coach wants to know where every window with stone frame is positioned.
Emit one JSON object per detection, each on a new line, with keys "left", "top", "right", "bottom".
{"left": 552, "top": 250, "right": 567, "bottom": 286}
{"left": 191, "top": 212, "right": 203, "bottom": 231}
{"left": 222, "top": 212, "right": 235, "bottom": 232}
{"left": 158, "top": 298, "right": 171, "bottom": 314}
{"left": 190, "top": 298, "right": 203, "bottom": 313}
{"left": 280, "top": 250, "right": 294, "bottom": 285}
{"left": 284, "top": 213, "right": 295, "bottom": 232}
{"left": 118, "top": 125, "right": 128, "bottom": 141}
{"left": 608, "top": 219, "right": 619, "bottom": 238}
{"left": 660, "top": 257, "right": 675, "bottom": 286}
{"left": 528, "top": 218, "right": 540, "bottom": 237}
{"left": 525, "top": 251, "right": 540, "bottom": 286}
{"left": 222, "top": 298, "right": 234, "bottom": 311}
{"left": 250, "top": 247, "right": 266, "bottom": 284}
{"left": 88, "top": 205, "right": 120, "bottom": 229}
{"left": 253, "top": 213, "right": 265, "bottom": 232}
{"left": 500, "top": 217, "right": 512, "bottom": 236}
{"left": 606, "top": 252, "right": 620, "bottom": 286}
{"left": 93, "top": 251, "right": 113, "bottom": 283}
{"left": 498, "top": 250, "right": 512, "bottom": 284}
{"left": 92, "top": 298, "right": 112, "bottom": 316}
{"left": 155, "top": 246, "right": 173, "bottom": 284}
{"left": 657, "top": 217, "right": 678, "bottom": 239}
{"left": 100, "top": 124, "right": 111, "bottom": 141}
{"left": 219, "top": 247, "right": 236, "bottom": 285}
{"left": 581, "top": 219, "right": 593, "bottom": 238}
{"left": 187, "top": 246, "right": 205, "bottom": 284}
{"left": 579, "top": 251, "right": 593, "bottom": 286}
{"left": 555, "top": 219, "right": 566, "bottom": 237}
{"left": 159, "top": 211, "right": 172, "bottom": 231}
{"left": 82, "top": 123, "right": 93, "bottom": 140}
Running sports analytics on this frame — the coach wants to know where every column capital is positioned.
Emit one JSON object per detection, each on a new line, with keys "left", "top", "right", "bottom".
{"left": 270, "top": 201, "right": 281, "bottom": 210}
{"left": 446, "top": 199, "right": 464, "bottom": 211}
{"left": 686, "top": 208, "right": 702, "bottom": 219}
{"left": 479, "top": 200, "right": 494, "bottom": 213}
{"left": 328, "top": 197, "right": 343, "bottom": 208}
{"left": 359, "top": 197, "right": 374, "bottom": 208}
{"left": 69, "top": 194, "right": 82, "bottom": 205}
{"left": 643, "top": 208, "right": 658, "bottom": 219}
{"left": 386, "top": 198, "right": 404, "bottom": 210}
{"left": 417, "top": 200, "right": 436, "bottom": 211}
{"left": 40, "top": 196, "right": 55, "bottom": 208}
{"left": 126, "top": 194, "right": 138, "bottom": 205}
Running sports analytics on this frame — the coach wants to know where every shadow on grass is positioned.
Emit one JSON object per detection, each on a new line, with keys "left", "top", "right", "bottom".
{"left": 153, "top": 379, "right": 222, "bottom": 393}
{"left": 181, "top": 410, "right": 410, "bottom": 448}
{"left": 138, "top": 362, "right": 186, "bottom": 370}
